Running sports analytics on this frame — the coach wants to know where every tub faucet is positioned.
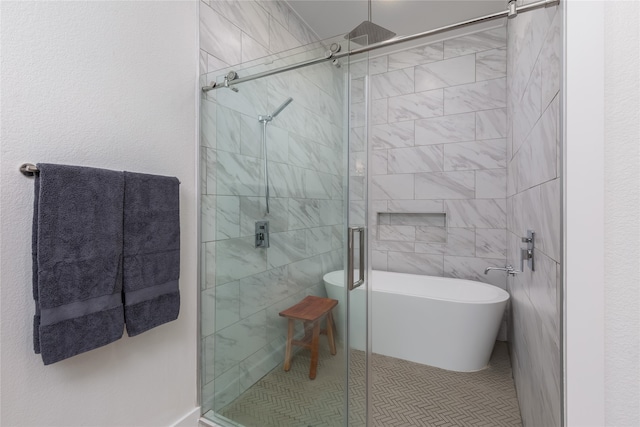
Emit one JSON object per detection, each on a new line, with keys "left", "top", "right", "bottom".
{"left": 484, "top": 265, "right": 520, "bottom": 276}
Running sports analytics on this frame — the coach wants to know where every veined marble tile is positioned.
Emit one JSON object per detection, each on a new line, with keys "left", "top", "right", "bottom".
{"left": 527, "top": 249, "right": 560, "bottom": 344}
{"left": 372, "top": 240, "right": 415, "bottom": 253}
{"left": 216, "top": 151, "right": 262, "bottom": 196}
{"left": 200, "top": 3, "right": 241, "bottom": 66}
{"left": 350, "top": 102, "right": 366, "bottom": 129}
{"left": 269, "top": 162, "right": 304, "bottom": 198}
{"left": 241, "top": 32, "right": 270, "bottom": 63}
{"left": 203, "top": 335, "right": 214, "bottom": 384}
{"left": 476, "top": 108, "right": 507, "bottom": 140}
{"left": 476, "top": 47, "right": 507, "bottom": 81}
{"left": 387, "top": 252, "right": 444, "bottom": 276}
{"left": 372, "top": 174, "right": 414, "bottom": 200}
{"left": 267, "top": 229, "right": 307, "bottom": 269}
{"left": 415, "top": 171, "right": 475, "bottom": 200}
{"left": 540, "top": 11, "right": 561, "bottom": 110}
{"left": 306, "top": 226, "right": 333, "bottom": 256}
{"left": 287, "top": 9, "right": 318, "bottom": 45}
{"left": 260, "top": 1, "right": 289, "bottom": 28}
{"left": 537, "top": 178, "right": 561, "bottom": 263}
{"left": 216, "top": 106, "right": 242, "bottom": 154}
{"left": 216, "top": 236, "right": 267, "bottom": 284}
{"left": 214, "top": 310, "right": 267, "bottom": 378}
{"left": 387, "top": 200, "right": 444, "bottom": 213}
{"left": 216, "top": 195, "right": 240, "bottom": 240}
{"left": 349, "top": 176, "right": 364, "bottom": 201}
{"left": 201, "top": 148, "right": 208, "bottom": 195}
{"left": 414, "top": 242, "right": 445, "bottom": 255}
{"left": 200, "top": 49, "right": 208, "bottom": 75}
{"left": 215, "top": 281, "right": 240, "bottom": 331}
{"left": 369, "top": 56, "right": 388, "bottom": 75}
{"left": 268, "top": 70, "right": 320, "bottom": 113}
{"left": 349, "top": 151, "right": 366, "bottom": 177}
{"left": 372, "top": 98, "right": 388, "bottom": 125}
{"left": 387, "top": 145, "right": 444, "bottom": 174}
{"left": 444, "top": 256, "right": 506, "bottom": 289}
{"left": 318, "top": 200, "right": 342, "bottom": 227}
{"left": 388, "top": 43, "right": 444, "bottom": 70}
{"left": 476, "top": 228, "right": 507, "bottom": 259}
{"left": 378, "top": 225, "right": 416, "bottom": 242}
{"left": 444, "top": 78, "right": 506, "bottom": 114}
{"left": 372, "top": 251, "right": 388, "bottom": 270}
{"left": 371, "top": 68, "right": 415, "bottom": 99}
{"left": 239, "top": 197, "right": 288, "bottom": 236}
{"left": 513, "top": 62, "right": 542, "bottom": 154}
{"left": 444, "top": 227, "right": 476, "bottom": 257}
{"left": 445, "top": 199, "right": 506, "bottom": 228}
{"left": 213, "top": 365, "right": 240, "bottom": 411}
{"left": 217, "top": 79, "right": 268, "bottom": 118}
{"left": 444, "top": 139, "right": 507, "bottom": 171}
{"left": 388, "top": 89, "right": 444, "bottom": 122}
{"left": 476, "top": 168, "right": 507, "bottom": 199}
{"left": 385, "top": 212, "right": 446, "bottom": 227}
{"left": 288, "top": 255, "right": 322, "bottom": 288}
{"left": 415, "top": 226, "right": 447, "bottom": 243}
{"left": 201, "top": 194, "right": 216, "bottom": 242}
{"left": 205, "top": 242, "right": 216, "bottom": 289}
{"left": 350, "top": 127, "right": 365, "bottom": 152}
{"left": 415, "top": 54, "right": 476, "bottom": 92}
{"left": 201, "top": 98, "right": 216, "bottom": 149}
{"left": 372, "top": 121, "right": 414, "bottom": 150}
{"left": 288, "top": 198, "right": 320, "bottom": 230}
{"left": 372, "top": 150, "right": 388, "bottom": 175}
{"left": 209, "top": 0, "right": 269, "bottom": 47}
{"left": 318, "top": 88, "right": 343, "bottom": 126}
{"left": 288, "top": 132, "right": 323, "bottom": 171}
{"left": 207, "top": 54, "right": 230, "bottom": 74}
{"left": 201, "top": 287, "right": 216, "bottom": 338}
{"left": 443, "top": 27, "right": 507, "bottom": 59}
{"left": 269, "top": 16, "right": 300, "bottom": 54}
{"left": 265, "top": 125, "right": 289, "bottom": 163}
{"left": 238, "top": 346, "right": 280, "bottom": 395}
{"left": 239, "top": 266, "right": 292, "bottom": 319}
{"left": 415, "top": 112, "right": 475, "bottom": 145}
{"left": 303, "top": 169, "right": 334, "bottom": 199}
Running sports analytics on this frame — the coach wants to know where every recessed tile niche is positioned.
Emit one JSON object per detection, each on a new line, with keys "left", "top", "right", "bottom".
{"left": 376, "top": 212, "right": 447, "bottom": 243}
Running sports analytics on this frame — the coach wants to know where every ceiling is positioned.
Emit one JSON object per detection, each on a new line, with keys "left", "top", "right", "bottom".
{"left": 286, "top": 0, "right": 506, "bottom": 41}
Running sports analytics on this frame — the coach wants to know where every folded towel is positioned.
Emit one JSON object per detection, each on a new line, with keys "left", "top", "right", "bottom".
{"left": 123, "top": 172, "right": 180, "bottom": 336}
{"left": 33, "top": 164, "right": 125, "bottom": 365}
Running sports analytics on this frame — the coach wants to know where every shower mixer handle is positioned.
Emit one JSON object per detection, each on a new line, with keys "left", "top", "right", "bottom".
{"left": 484, "top": 265, "right": 521, "bottom": 276}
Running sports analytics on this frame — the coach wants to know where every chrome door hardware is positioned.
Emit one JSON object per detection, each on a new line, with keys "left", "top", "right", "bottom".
{"left": 484, "top": 265, "right": 521, "bottom": 276}
{"left": 348, "top": 227, "right": 365, "bottom": 290}
{"left": 255, "top": 221, "right": 270, "bottom": 248}
{"left": 521, "top": 230, "right": 535, "bottom": 271}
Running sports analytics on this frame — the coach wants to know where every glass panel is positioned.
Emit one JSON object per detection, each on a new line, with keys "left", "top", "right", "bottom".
{"left": 200, "top": 35, "right": 352, "bottom": 426}
{"left": 346, "top": 33, "right": 369, "bottom": 427}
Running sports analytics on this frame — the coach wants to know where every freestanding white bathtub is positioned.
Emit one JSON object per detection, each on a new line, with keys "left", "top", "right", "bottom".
{"left": 323, "top": 270, "right": 509, "bottom": 372}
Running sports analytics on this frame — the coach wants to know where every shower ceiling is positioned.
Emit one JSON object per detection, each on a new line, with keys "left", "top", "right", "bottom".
{"left": 287, "top": 0, "right": 506, "bottom": 40}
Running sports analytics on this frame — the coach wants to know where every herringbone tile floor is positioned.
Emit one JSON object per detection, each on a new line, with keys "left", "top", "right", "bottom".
{"left": 213, "top": 342, "right": 522, "bottom": 427}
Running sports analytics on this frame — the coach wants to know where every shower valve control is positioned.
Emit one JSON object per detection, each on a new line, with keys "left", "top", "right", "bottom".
{"left": 520, "top": 230, "right": 535, "bottom": 272}
{"left": 255, "top": 221, "right": 270, "bottom": 249}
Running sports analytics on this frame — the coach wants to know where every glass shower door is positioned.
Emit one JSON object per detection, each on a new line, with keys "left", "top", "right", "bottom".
{"left": 199, "top": 36, "right": 369, "bottom": 427}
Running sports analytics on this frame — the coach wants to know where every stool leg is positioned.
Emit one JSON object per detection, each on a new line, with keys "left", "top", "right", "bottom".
{"left": 284, "top": 319, "right": 294, "bottom": 372}
{"left": 309, "top": 321, "right": 321, "bottom": 380}
{"left": 326, "top": 311, "right": 337, "bottom": 355}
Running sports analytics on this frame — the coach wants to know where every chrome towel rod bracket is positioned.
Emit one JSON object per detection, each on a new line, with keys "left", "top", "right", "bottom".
{"left": 20, "top": 163, "right": 39, "bottom": 177}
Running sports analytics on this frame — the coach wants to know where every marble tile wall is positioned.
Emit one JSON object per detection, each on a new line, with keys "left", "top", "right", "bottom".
{"left": 356, "top": 28, "right": 510, "bottom": 337}
{"left": 199, "top": 0, "right": 345, "bottom": 414}
{"left": 506, "top": 1, "right": 562, "bottom": 426}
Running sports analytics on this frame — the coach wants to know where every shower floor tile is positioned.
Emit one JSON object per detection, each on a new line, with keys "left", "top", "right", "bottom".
{"left": 211, "top": 341, "right": 522, "bottom": 427}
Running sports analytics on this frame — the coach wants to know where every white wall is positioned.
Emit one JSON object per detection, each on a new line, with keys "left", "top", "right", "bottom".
{"left": 603, "top": 1, "right": 640, "bottom": 426}
{"left": 0, "top": 2, "right": 199, "bottom": 426}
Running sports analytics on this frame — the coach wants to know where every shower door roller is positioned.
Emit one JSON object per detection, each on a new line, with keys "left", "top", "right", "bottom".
{"left": 347, "top": 226, "right": 365, "bottom": 291}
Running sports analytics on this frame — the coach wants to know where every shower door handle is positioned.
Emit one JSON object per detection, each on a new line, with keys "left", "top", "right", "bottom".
{"left": 348, "top": 227, "right": 365, "bottom": 291}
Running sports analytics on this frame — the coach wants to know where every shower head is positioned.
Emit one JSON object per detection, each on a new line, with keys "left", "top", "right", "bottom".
{"left": 270, "top": 97, "right": 293, "bottom": 118}
{"left": 346, "top": 20, "right": 396, "bottom": 45}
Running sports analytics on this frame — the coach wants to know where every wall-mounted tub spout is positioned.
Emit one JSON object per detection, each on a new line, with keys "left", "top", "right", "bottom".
{"left": 484, "top": 265, "right": 521, "bottom": 276}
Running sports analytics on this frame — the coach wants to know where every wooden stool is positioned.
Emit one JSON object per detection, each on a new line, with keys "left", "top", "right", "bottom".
{"left": 278, "top": 295, "right": 338, "bottom": 380}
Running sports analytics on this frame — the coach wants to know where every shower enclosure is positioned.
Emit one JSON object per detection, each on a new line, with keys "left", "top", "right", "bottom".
{"left": 199, "top": 0, "right": 563, "bottom": 425}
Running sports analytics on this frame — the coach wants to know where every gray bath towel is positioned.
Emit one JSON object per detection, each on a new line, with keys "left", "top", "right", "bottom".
{"left": 33, "top": 164, "right": 125, "bottom": 365}
{"left": 123, "top": 172, "right": 180, "bottom": 336}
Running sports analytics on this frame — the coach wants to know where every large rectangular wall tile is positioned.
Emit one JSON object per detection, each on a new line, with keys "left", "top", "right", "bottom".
{"left": 240, "top": 197, "right": 288, "bottom": 236}
{"left": 241, "top": 32, "right": 270, "bottom": 63}
{"left": 209, "top": 0, "right": 269, "bottom": 46}
{"left": 216, "top": 195, "right": 240, "bottom": 240}
{"left": 415, "top": 171, "right": 475, "bottom": 199}
{"left": 387, "top": 200, "right": 444, "bottom": 213}
{"left": 476, "top": 229, "right": 507, "bottom": 259}
{"left": 214, "top": 311, "right": 267, "bottom": 377}
{"left": 476, "top": 47, "right": 507, "bottom": 81}
{"left": 444, "top": 227, "right": 476, "bottom": 256}
{"left": 444, "top": 139, "right": 507, "bottom": 171}
{"left": 378, "top": 225, "right": 416, "bottom": 242}
{"left": 387, "top": 252, "right": 444, "bottom": 276}
{"left": 372, "top": 122, "right": 414, "bottom": 150}
{"left": 415, "top": 54, "right": 476, "bottom": 92}
{"left": 216, "top": 151, "right": 262, "bottom": 196}
{"left": 444, "top": 27, "right": 507, "bottom": 58}
{"left": 476, "top": 108, "right": 507, "bottom": 140}
{"left": 444, "top": 256, "right": 506, "bottom": 289}
{"left": 444, "top": 78, "right": 506, "bottom": 114}
{"left": 476, "top": 168, "right": 507, "bottom": 199}
{"left": 372, "top": 174, "right": 414, "bottom": 200}
{"left": 415, "top": 112, "right": 476, "bottom": 145}
{"left": 385, "top": 212, "right": 446, "bottom": 227}
{"left": 239, "top": 266, "right": 292, "bottom": 319}
{"left": 415, "top": 226, "right": 447, "bottom": 243}
{"left": 200, "top": 3, "right": 241, "bottom": 65}
{"left": 215, "top": 281, "right": 241, "bottom": 331}
{"left": 269, "top": 15, "right": 300, "bottom": 53}
{"left": 372, "top": 240, "right": 415, "bottom": 252}
{"left": 288, "top": 198, "right": 320, "bottom": 230}
{"left": 372, "top": 98, "right": 388, "bottom": 124}
{"left": 445, "top": 199, "right": 506, "bottom": 228}
{"left": 371, "top": 68, "right": 415, "bottom": 99}
{"left": 387, "top": 145, "right": 444, "bottom": 174}
{"left": 216, "top": 106, "right": 242, "bottom": 154}
{"left": 388, "top": 90, "right": 444, "bottom": 122}
{"left": 388, "top": 43, "right": 444, "bottom": 70}
{"left": 267, "top": 229, "right": 307, "bottom": 269}
{"left": 216, "top": 237, "right": 267, "bottom": 284}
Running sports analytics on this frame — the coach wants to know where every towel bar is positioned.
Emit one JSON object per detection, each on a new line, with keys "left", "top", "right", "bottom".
{"left": 20, "top": 163, "right": 39, "bottom": 177}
